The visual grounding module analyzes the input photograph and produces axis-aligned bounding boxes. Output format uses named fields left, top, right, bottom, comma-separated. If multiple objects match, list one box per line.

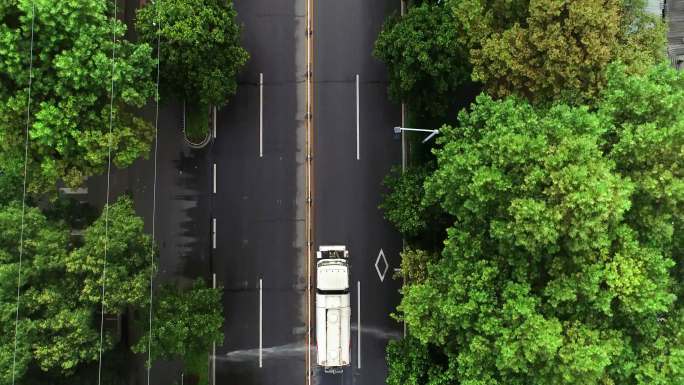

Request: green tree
left=30, top=304, right=105, bottom=374
left=373, top=3, right=471, bottom=117
left=21, top=346, right=131, bottom=385
left=598, top=62, right=684, bottom=300
left=0, top=307, right=32, bottom=385
left=0, top=196, right=160, bottom=379
left=67, top=195, right=156, bottom=313
left=380, top=163, right=451, bottom=248
left=136, top=0, right=249, bottom=107
left=394, top=248, right=436, bottom=284
left=0, top=171, right=23, bottom=207
left=386, top=336, right=456, bottom=385
left=392, top=64, right=684, bottom=384
left=375, top=0, right=665, bottom=114
left=133, top=279, right=223, bottom=363
left=618, top=0, right=670, bottom=75
left=380, top=165, right=434, bottom=237
left=470, top=0, right=667, bottom=104
left=0, top=203, right=104, bottom=377
left=0, top=0, right=157, bottom=193
left=447, top=0, right=530, bottom=48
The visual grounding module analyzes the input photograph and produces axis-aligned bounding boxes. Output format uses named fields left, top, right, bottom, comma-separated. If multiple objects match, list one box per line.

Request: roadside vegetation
left=0, top=196, right=154, bottom=381
left=185, top=102, right=211, bottom=144
left=136, top=0, right=249, bottom=144
left=375, top=0, right=683, bottom=384
left=0, top=0, right=156, bottom=194
left=0, top=0, right=240, bottom=383
left=133, top=280, right=223, bottom=384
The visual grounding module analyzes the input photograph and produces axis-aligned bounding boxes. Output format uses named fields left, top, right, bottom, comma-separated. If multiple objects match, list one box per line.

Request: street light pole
left=400, top=0, right=407, bottom=340
left=393, top=127, right=440, bottom=143
left=394, top=124, right=439, bottom=338
left=212, top=274, right=216, bottom=385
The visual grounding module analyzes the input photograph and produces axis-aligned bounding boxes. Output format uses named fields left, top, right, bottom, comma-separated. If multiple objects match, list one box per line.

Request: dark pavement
left=88, top=2, right=212, bottom=384
left=87, top=99, right=212, bottom=385
left=313, top=0, right=404, bottom=384
left=211, top=0, right=308, bottom=384
left=96, top=1, right=404, bottom=384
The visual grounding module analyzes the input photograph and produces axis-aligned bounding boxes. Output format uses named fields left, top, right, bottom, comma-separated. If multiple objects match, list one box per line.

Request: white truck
left=316, top=245, right=351, bottom=372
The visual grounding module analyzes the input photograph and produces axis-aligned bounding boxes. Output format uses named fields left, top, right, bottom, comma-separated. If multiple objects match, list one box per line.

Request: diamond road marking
left=375, top=249, right=389, bottom=282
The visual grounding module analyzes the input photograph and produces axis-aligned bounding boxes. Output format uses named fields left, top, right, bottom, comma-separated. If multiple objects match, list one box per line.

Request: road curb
left=183, top=100, right=213, bottom=149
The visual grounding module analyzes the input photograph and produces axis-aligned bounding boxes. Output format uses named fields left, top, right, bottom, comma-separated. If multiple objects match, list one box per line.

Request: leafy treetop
left=136, top=0, right=249, bottom=107
left=0, top=0, right=157, bottom=193
left=468, top=0, right=667, bottom=104
left=390, top=63, right=684, bottom=385
left=373, top=3, right=471, bottom=117
left=133, top=279, right=223, bottom=364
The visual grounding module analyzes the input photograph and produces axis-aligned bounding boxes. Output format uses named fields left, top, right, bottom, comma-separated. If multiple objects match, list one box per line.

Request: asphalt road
left=313, top=0, right=404, bottom=384
left=212, top=0, right=402, bottom=384
left=88, top=0, right=401, bottom=384
left=212, top=0, right=308, bottom=384
left=87, top=96, right=211, bottom=384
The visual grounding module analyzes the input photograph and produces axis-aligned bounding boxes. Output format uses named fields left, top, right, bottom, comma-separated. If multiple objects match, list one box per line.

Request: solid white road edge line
left=212, top=218, right=216, bottom=250
left=358, top=280, right=361, bottom=369
left=213, top=106, right=217, bottom=139
left=212, top=274, right=216, bottom=385
left=259, top=277, right=263, bottom=368
left=356, top=74, right=360, bottom=160
left=260, top=73, right=264, bottom=158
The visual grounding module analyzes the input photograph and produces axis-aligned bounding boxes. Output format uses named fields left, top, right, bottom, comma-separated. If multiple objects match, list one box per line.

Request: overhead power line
left=147, top=0, right=163, bottom=383
left=97, top=0, right=119, bottom=383
left=11, top=2, right=36, bottom=384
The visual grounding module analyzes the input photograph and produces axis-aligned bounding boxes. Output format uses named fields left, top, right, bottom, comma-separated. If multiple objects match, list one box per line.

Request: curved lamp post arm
left=393, top=126, right=440, bottom=143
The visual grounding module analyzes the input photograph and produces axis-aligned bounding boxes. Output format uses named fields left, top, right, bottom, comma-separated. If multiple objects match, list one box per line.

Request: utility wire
left=97, top=0, right=118, bottom=383
left=146, top=0, right=162, bottom=383
left=11, top=2, right=36, bottom=384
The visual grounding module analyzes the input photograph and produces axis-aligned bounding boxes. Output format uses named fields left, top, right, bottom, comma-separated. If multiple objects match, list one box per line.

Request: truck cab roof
left=316, top=259, right=349, bottom=291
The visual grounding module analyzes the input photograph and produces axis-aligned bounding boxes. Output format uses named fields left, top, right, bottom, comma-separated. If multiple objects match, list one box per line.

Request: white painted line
left=306, top=0, right=312, bottom=382
left=59, top=187, right=88, bottom=194
left=356, top=74, right=360, bottom=160
left=357, top=280, right=361, bottom=369
left=212, top=274, right=216, bottom=385
left=259, top=73, right=263, bottom=158
left=375, top=249, right=389, bottom=282
left=259, top=278, right=263, bottom=368
left=213, top=106, right=217, bottom=139
left=212, top=218, right=216, bottom=250
left=212, top=163, right=216, bottom=194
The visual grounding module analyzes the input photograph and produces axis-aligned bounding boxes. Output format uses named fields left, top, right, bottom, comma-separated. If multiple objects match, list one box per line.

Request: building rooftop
left=667, top=0, right=684, bottom=69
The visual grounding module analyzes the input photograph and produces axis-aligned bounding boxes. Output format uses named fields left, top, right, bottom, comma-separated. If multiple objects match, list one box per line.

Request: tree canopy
left=66, top=195, right=156, bottom=313
left=469, top=0, right=667, bottom=104
left=388, top=63, right=684, bottom=384
left=373, top=3, right=471, bottom=117
left=0, top=1, right=226, bottom=382
left=374, top=0, right=667, bottom=113
left=0, top=203, right=104, bottom=376
left=0, top=0, right=157, bottom=193
left=0, top=195, right=158, bottom=380
left=133, top=279, right=223, bottom=364
left=136, top=0, right=249, bottom=107
left=380, top=165, right=435, bottom=238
